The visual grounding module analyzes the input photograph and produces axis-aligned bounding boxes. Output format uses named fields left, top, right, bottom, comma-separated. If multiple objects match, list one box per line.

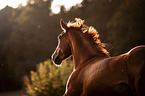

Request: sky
left=0, top=0, right=83, bottom=14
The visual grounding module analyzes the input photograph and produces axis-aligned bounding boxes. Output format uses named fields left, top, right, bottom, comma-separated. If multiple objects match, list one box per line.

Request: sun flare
left=0, top=0, right=83, bottom=14
left=0, top=0, right=27, bottom=10
left=50, top=0, right=83, bottom=14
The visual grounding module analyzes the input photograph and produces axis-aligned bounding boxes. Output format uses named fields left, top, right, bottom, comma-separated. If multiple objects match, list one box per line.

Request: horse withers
left=51, top=18, right=145, bottom=96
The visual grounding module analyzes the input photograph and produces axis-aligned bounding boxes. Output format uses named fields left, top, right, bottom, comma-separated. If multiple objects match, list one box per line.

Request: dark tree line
left=0, top=0, right=144, bottom=92
left=107, top=0, right=145, bottom=55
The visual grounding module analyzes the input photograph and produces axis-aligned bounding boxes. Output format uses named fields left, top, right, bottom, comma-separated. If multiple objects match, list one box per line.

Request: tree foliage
left=24, top=59, right=73, bottom=96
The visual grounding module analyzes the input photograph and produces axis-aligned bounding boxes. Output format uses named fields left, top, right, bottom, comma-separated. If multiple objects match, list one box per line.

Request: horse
left=51, top=18, right=145, bottom=96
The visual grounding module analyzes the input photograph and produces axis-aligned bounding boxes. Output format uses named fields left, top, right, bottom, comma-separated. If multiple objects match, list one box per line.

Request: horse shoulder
left=83, top=56, right=128, bottom=83
left=83, top=58, right=110, bottom=82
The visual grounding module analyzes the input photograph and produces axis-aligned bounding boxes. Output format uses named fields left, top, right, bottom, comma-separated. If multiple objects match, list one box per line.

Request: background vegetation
left=0, top=0, right=145, bottom=94
left=24, top=59, right=73, bottom=96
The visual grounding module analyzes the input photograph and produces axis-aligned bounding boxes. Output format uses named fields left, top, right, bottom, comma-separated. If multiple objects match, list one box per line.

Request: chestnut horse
left=51, top=18, right=145, bottom=96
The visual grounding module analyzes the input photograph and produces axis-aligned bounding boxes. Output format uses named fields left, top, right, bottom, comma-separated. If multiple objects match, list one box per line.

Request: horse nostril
left=52, top=53, right=58, bottom=61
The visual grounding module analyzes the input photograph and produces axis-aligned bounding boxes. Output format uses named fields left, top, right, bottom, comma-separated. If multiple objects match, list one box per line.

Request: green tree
left=24, top=59, right=73, bottom=96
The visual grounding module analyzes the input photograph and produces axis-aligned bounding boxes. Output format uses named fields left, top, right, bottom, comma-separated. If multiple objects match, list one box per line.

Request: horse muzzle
left=51, top=53, right=62, bottom=65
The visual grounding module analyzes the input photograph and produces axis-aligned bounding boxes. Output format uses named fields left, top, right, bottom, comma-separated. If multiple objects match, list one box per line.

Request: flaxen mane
left=67, top=18, right=109, bottom=55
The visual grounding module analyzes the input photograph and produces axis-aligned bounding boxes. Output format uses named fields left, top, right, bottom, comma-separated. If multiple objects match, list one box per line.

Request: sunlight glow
left=0, top=0, right=27, bottom=10
left=51, top=0, right=83, bottom=14
left=0, top=0, right=83, bottom=14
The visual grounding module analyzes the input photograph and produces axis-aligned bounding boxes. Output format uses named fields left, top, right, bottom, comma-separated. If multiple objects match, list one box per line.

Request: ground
left=0, top=90, right=26, bottom=96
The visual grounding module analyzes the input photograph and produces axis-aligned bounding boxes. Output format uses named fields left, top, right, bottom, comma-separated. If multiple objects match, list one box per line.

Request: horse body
left=65, top=55, right=133, bottom=96
left=52, top=18, right=145, bottom=96
left=65, top=46, right=145, bottom=96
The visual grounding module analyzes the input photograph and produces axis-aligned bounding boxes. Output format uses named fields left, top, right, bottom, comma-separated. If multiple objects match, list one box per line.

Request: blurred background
left=0, top=0, right=145, bottom=95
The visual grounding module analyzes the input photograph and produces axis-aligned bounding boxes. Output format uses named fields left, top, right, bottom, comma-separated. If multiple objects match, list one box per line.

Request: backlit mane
left=67, top=18, right=109, bottom=55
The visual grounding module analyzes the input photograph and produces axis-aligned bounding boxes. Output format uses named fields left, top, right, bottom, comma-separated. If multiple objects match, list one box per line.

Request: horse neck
left=68, top=30, right=108, bottom=69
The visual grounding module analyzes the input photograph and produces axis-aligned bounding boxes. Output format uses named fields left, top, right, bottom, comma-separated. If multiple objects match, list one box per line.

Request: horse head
left=52, top=18, right=107, bottom=66
left=51, top=20, right=72, bottom=65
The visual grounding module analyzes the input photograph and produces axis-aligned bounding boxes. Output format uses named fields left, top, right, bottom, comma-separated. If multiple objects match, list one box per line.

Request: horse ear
left=60, top=19, right=68, bottom=31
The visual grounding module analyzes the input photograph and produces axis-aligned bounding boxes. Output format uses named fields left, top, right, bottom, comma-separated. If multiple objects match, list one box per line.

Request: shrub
left=24, top=59, right=73, bottom=96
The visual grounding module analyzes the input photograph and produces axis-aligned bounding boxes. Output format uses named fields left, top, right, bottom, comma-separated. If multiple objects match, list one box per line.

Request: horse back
left=127, top=45, right=145, bottom=70
left=82, top=55, right=132, bottom=96
left=126, top=45, right=145, bottom=95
